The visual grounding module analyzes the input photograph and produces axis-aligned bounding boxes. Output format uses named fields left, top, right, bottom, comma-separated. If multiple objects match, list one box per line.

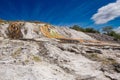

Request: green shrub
left=108, top=31, right=120, bottom=40
left=70, top=25, right=99, bottom=33
left=70, top=25, right=85, bottom=32
left=84, top=28, right=99, bottom=33
left=102, top=26, right=113, bottom=34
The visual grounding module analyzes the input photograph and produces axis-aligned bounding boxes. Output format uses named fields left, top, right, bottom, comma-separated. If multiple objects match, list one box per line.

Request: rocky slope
left=87, top=33, right=120, bottom=43
left=0, top=21, right=120, bottom=80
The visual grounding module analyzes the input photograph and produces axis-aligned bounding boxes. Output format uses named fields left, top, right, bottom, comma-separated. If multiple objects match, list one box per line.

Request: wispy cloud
left=91, top=0, right=120, bottom=24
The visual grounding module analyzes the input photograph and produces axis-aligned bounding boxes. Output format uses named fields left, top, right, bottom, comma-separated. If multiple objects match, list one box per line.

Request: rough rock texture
left=0, top=21, right=120, bottom=80
left=87, top=33, right=120, bottom=43
left=0, top=22, right=96, bottom=40
left=55, top=27, right=95, bottom=40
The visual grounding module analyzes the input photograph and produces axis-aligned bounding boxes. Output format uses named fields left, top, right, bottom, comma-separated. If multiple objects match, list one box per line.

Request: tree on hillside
left=85, top=28, right=99, bottom=33
left=70, top=25, right=99, bottom=33
left=102, top=26, right=113, bottom=34
left=102, top=26, right=120, bottom=40
left=108, top=31, right=120, bottom=40
left=70, top=25, right=85, bottom=32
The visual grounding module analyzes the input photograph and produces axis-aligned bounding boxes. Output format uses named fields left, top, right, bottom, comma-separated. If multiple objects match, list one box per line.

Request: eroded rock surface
left=0, top=21, right=120, bottom=80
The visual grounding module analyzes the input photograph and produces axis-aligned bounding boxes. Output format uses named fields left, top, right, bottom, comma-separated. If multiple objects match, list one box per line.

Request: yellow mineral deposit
left=7, top=22, right=101, bottom=44
left=40, top=24, right=101, bottom=43
left=40, top=24, right=64, bottom=38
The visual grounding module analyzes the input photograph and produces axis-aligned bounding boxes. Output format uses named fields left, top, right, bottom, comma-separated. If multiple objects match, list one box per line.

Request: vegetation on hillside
left=70, top=25, right=120, bottom=40
left=102, top=26, right=120, bottom=40
left=70, top=25, right=99, bottom=33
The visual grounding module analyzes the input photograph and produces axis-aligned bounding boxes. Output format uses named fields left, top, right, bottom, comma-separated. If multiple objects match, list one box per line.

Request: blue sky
left=0, top=0, right=119, bottom=29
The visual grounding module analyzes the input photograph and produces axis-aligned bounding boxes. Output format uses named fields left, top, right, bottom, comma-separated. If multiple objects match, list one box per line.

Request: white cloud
left=91, top=0, right=120, bottom=24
